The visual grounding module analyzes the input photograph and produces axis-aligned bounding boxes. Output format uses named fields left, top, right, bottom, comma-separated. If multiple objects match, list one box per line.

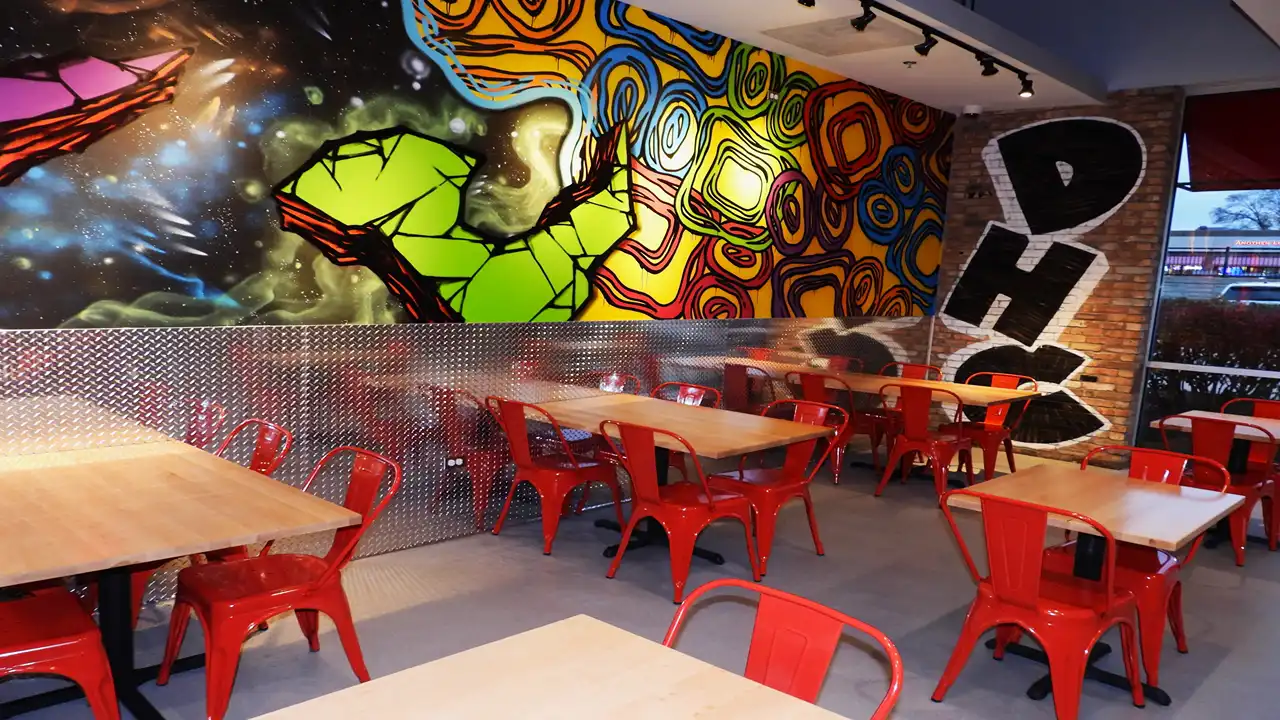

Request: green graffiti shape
left=273, top=125, right=635, bottom=323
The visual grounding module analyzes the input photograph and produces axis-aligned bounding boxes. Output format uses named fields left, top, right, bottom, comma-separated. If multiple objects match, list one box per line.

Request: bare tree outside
left=1210, top=190, right=1280, bottom=230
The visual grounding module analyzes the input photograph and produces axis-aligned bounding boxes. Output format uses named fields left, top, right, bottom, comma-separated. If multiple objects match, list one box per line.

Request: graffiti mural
left=0, top=0, right=952, bottom=328
left=937, top=117, right=1147, bottom=448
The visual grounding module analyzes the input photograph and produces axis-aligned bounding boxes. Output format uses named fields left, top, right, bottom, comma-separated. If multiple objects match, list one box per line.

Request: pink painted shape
left=120, top=50, right=181, bottom=73
left=0, top=77, right=75, bottom=123
left=58, top=57, right=136, bottom=101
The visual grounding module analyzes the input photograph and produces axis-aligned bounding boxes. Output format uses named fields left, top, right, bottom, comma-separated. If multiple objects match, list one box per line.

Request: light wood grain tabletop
left=946, top=465, right=1244, bottom=551
left=1151, top=410, right=1280, bottom=442
left=665, top=356, right=1038, bottom=408
left=251, top=614, right=849, bottom=720
left=538, top=393, right=831, bottom=459
left=0, top=397, right=360, bottom=588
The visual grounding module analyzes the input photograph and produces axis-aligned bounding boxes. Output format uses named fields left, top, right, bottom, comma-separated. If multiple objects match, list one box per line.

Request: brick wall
left=931, top=88, right=1184, bottom=461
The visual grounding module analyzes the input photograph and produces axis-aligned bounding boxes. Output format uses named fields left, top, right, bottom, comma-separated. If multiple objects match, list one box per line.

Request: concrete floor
left=6, top=457, right=1279, bottom=720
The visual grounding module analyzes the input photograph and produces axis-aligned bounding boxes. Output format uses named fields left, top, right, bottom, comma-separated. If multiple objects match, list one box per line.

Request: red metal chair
left=933, top=489, right=1145, bottom=720
left=0, top=588, right=120, bottom=720
left=879, top=361, right=942, bottom=380
left=203, top=419, right=295, bottom=563
left=601, top=420, right=760, bottom=603
left=940, top=372, right=1038, bottom=481
left=1036, top=446, right=1229, bottom=689
left=429, top=387, right=510, bottom=531
left=787, top=370, right=888, bottom=480
left=875, top=384, right=974, bottom=497
left=157, top=447, right=403, bottom=720
left=1159, top=413, right=1278, bottom=565
left=585, top=370, right=642, bottom=395
left=488, top=397, right=625, bottom=554
left=723, top=362, right=778, bottom=415
left=664, top=578, right=903, bottom=716
left=651, top=381, right=721, bottom=408
left=709, top=400, right=846, bottom=574
left=1221, top=397, right=1280, bottom=475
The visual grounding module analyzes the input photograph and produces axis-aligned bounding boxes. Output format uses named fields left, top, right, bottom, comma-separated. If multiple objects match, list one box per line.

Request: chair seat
left=658, top=482, right=750, bottom=508
left=0, top=589, right=101, bottom=651
left=1045, top=541, right=1178, bottom=578
left=177, top=554, right=328, bottom=604
left=978, top=572, right=1135, bottom=617
left=531, top=453, right=610, bottom=474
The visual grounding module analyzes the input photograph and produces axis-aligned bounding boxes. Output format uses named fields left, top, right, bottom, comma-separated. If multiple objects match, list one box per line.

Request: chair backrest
left=879, top=361, right=941, bottom=380
left=1159, top=413, right=1279, bottom=477
left=1222, top=398, right=1280, bottom=465
left=941, top=489, right=1119, bottom=611
left=664, top=578, right=904, bottom=715
left=1081, top=445, right=1229, bottom=490
left=879, top=384, right=962, bottom=441
left=600, top=420, right=709, bottom=506
left=429, top=386, right=499, bottom=458
left=785, top=370, right=855, bottom=410
left=723, top=362, right=772, bottom=412
left=760, top=400, right=847, bottom=484
left=591, top=371, right=641, bottom=395
left=965, top=372, right=1038, bottom=427
left=215, top=419, right=293, bottom=475
left=487, top=396, right=580, bottom=470
left=652, top=382, right=721, bottom=408
left=299, top=446, right=402, bottom=585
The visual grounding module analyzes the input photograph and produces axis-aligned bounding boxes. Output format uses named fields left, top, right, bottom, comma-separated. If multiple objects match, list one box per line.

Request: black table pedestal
left=597, top=446, right=726, bottom=565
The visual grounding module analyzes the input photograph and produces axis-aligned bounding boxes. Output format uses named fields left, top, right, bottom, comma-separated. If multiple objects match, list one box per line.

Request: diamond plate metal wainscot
left=0, top=317, right=929, bottom=606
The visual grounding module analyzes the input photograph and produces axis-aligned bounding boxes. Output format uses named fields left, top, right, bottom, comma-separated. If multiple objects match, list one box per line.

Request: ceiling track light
left=914, top=30, right=938, bottom=56
left=850, top=1, right=876, bottom=31
left=1018, top=73, right=1035, bottom=98
left=853, top=0, right=1037, bottom=99
left=977, top=53, right=999, bottom=77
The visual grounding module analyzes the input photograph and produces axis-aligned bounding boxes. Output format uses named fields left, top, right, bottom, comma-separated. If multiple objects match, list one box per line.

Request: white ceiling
left=624, top=0, right=1105, bottom=114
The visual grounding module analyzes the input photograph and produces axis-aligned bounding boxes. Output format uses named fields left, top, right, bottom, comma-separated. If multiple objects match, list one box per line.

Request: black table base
left=983, top=637, right=1169, bottom=706
left=597, top=446, right=726, bottom=566
left=1, top=567, right=206, bottom=719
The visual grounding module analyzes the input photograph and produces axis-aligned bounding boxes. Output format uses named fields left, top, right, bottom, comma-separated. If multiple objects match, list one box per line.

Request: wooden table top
left=1151, top=410, right=1280, bottom=442
left=540, top=393, right=831, bottom=459
left=946, top=465, right=1244, bottom=551
left=0, top=398, right=360, bottom=587
left=251, top=615, right=848, bottom=720
left=665, top=356, right=1039, bottom=408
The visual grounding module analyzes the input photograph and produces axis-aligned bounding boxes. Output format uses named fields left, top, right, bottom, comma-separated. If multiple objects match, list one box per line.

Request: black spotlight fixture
left=850, top=3, right=876, bottom=31
left=1018, top=73, right=1035, bottom=98
left=914, top=31, right=938, bottom=56
left=977, top=53, right=999, bottom=77
left=797, top=0, right=815, bottom=6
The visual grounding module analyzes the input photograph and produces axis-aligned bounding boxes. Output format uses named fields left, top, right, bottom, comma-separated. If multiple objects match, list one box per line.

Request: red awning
left=1184, top=89, right=1280, bottom=191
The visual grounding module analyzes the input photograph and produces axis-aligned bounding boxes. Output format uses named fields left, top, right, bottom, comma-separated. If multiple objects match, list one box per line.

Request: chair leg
left=740, top=516, right=762, bottom=582
left=666, top=525, right=696, bottom=604
left=930, top=450, right=949, bottom=496
left=157, top=601, right=193, bottom=686
left=296, top=609, right=321, bottom=652
left=754, top=505, right=780, bottom=577
left=470, top=460, right=502, bottom=531
left=1228, top=503, right=1250, bottom=566
left=979, top=439, right=998, bottom=482
left=204, top=622, right=244, bottom=720
left=931, top=609, right=986, bottom=702
left=1168, top=582, right=1188, bottom=654
left=1003, top=436, right=1017, bottom=474
left=868, top=426, right=883, bottom=471
left=66, top=649, right=120, bottom=720
left=605, top=478, right=626, bottom=528
left=992, top=625, right=1023, bottom=660
left=1264, top=495, right=1278, bottom=551
left=538, top=487, right=569, bottom=555
left=606, top=514, right=644, bottom=578
left=491, top=478, right=522, bottom=536
left=325, top=591, right=371, bottom=683
left=1135, top=592, right=1169, bottom=687
left=876, top=442, right=905, bottom=497
left=802, top=490, right=824, bottom=558
left=1042, top=634, right=1092, bottom=720
left=1119, top=621, right=1146, bottom=707
left=830, top=443, right=844, bottom=485
left=130, top=570, right=152, bottom=629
